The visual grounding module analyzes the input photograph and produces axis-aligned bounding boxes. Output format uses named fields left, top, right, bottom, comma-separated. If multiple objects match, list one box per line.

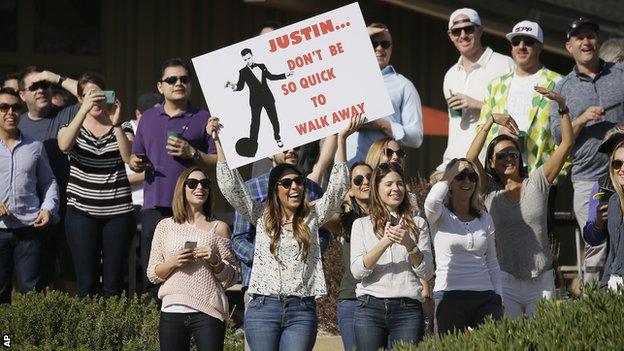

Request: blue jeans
left=0, top=227, right=43, bottom=303
left=244, top=295, right=318, bottom=351
left=65, top=207, right=134, bottom=298
left=354, top=295, right=425, bottom=351
left=159, top=312, right=225, bottom=351
left=337, top=299, right=357, bottom=351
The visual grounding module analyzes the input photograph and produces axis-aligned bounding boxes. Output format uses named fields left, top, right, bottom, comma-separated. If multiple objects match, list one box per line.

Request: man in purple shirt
left=129, top=58, right=217, bottom=299
left=0, top=88, right=59, bottom=303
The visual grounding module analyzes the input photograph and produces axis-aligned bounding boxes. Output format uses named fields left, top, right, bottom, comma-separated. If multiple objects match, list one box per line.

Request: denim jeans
left=245, top=295, right=318, bottom=351
left=354, top=295, right=425, bottom=351
left=141, top=207, right=172, bottom=301
left=65, top=207, right=134, bottom=298
left=0, top=227, right=43, bottom=303
left=159, top=312, right=225, bottom=351
left=337, top=299, right=357, bottom=351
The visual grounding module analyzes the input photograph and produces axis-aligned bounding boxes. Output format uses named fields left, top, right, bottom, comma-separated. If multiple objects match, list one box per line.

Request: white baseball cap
left=506, top=20, right=544, bottom=43
left=448, top=8, right=481, bottom=30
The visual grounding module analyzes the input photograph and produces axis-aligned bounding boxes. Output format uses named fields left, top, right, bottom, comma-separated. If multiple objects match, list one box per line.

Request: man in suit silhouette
left=226, top=48, right=292, bottom=149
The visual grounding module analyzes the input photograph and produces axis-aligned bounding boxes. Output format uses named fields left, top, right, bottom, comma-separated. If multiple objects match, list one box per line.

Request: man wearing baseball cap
left=439, top=8, right=514, bottom=170
left=549, top=17, right=624, bottom=283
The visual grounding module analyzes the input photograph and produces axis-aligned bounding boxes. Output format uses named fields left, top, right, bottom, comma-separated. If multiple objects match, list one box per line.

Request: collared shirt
left=0, top=132, right=59, bottom=229
left=440, top=47, right=514, bottom=169
left=346, top=65, right=423, bottom=165
left=550, top=61, right=624, bottom=182
left=132, top=104, right=216, bottom=210
left=231, top=172, right=330, bottom=289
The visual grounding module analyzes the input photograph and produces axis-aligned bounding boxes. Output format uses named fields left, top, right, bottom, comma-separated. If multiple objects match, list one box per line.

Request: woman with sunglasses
left=424, top=158, right=502, bottom=334
left=350, top=162, right=433, bottom=350
left=465, top=88, right=573, bottom=318
left=365, top=137, right=406, bottom=167
left=602, top=139, right=624, bottom=290
left=57, top=73, right=135, bottom=298
left=214, top=115, right=361, bottom=351
left=335, top=162, right=372, bottom=351
left=147, top=167, right=238, bottom=351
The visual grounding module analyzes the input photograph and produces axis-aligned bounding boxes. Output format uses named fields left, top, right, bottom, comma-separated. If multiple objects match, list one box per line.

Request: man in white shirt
left=439, top=8, right=514, bottom=169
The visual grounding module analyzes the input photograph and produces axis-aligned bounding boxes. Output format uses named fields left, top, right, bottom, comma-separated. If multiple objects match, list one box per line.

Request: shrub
left=393, top=286, right=624, bottom=351
left=0, top=291, right=243, bottom=351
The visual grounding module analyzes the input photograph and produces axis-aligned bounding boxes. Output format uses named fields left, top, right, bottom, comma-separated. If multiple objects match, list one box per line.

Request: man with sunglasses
left=549, top=18, right=624, bottom=283
left=477, top=21, right=567, bottom=180
left=130, top=58, right=217, bottom=300
left=17, top=66, right=79, bottom=292
left=439, top=8, right=513, bottom=170
left=0, top=87, right=59, bottom=303
left=345, top=22, right=423, bottom=165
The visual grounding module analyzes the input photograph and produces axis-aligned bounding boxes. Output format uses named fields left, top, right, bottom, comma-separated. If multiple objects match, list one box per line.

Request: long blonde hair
left=365, top=137, right=394, bottom=169
left=263, top=164, right=312, bottom=262
left=445, top=158, right=484, bottom=218
left=369, top=163, right=420, bottom=241
left=609, top=141, right=624, bottom=213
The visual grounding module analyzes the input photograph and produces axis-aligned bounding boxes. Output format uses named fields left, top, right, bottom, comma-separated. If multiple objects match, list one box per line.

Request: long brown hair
left=609, top=141, right=624, bottom=213
left=172, top=167, right=213, bottom=223
left=369, top=163, right=420, bottom=241
left=264, top=164, right=312, bottom=261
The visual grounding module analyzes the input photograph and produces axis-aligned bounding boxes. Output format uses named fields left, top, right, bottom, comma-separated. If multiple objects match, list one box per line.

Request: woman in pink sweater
left=147, top=166, right=239, bottom=351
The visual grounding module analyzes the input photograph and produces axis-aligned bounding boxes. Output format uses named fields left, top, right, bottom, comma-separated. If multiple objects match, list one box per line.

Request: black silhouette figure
left=226, top=48, right=292, bottom=157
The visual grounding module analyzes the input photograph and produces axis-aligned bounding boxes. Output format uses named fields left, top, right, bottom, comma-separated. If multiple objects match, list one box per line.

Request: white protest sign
left=192, top=2, right=394, bottom=169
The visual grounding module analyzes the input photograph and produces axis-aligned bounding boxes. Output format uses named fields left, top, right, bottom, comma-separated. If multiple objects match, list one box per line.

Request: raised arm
left=32, top=70, right=79, bottom=98
left=424, top=161, right=462, bottom=225
left=307, top=135, right=337, bottom=185
left=57, top=90, right=105, bottom=152
left=108, top=101, right=132, bottom=164
left=535, top=87, right=574, bottom=184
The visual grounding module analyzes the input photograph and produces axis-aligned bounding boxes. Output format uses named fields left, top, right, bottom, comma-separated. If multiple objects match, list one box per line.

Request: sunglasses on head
left=371, top=40, right=392, bottom=49
left=0, top=103, right=22, bottom=114
left=378, top=162, right=403, bottom=172
left=450, top=25, right=476, bottom=37
left=384, top=148, right=406, bottom=159
left=352, top=173, right=372, bottom=186
left=185, top=178, right=211, bottom=190
left=612, top=159, right=624, bottom=171
left=282, top=146, right=300, bottom=154
left=161, top=75, right=190, bottom=85
left=277, top=176, right=306, bottom=188
left=455, top=171, right=478, bottom=182
left=511, top=37, right=537, bottom=47
left=27, top=81, right=50, bottom=92
left=495, top=150, right=520, bottom=161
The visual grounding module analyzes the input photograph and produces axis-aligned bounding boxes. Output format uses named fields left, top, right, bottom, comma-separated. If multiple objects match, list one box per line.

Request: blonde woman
left=603, top=140, right=624, bottom=290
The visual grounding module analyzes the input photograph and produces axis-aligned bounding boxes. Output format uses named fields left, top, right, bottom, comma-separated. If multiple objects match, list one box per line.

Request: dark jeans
left=435, top=291, right=503, bottom=335
left=354, top=295, right=425, bottom=351
left=65, top=207, right=134, bottom=298
left=0, top=226, right=43, bottom=303
left=159, top=312, right=225, bottom=351
left=337, top=299, right=357, bottom=351
left=245, top=295, right=318, bottom=351
left=140, top=207, right=172, bottom=301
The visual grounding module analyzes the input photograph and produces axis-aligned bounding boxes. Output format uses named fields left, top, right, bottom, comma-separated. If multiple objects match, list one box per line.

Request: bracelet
left=558, top=106, right=569, bottom=115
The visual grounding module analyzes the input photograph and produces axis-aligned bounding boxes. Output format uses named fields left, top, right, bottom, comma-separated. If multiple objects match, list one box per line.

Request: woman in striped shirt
left=57, top=73, right=135, bottom=297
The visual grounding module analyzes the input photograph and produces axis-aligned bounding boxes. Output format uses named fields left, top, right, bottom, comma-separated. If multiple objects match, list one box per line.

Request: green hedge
left=0, top=291, right=243, bottom=351
left=394, top=286, right=624, bottom=351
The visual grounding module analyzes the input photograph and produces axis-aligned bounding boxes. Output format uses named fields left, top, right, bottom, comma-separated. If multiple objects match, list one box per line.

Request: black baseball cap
left=566, top=17, right=599, bottom=40
left=137, top=92, right=163, bottom=113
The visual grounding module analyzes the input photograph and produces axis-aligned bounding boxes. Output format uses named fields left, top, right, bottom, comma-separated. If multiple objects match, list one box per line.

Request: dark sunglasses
left=511, top=37, right=537, bottom=47
left=495, top=150, right=520, bottom=161
left=277, top=176, right=306, bottom=188
left=371, top=40, right=392, bottom=49
left=450, top=25, right=476, bottom=37
left=185, top=178, right=211, bottom=190
left=0, top=103, right=22, bottom=114
left=612, top=159, right=624, bottom=171
left=352, top=173, right=372, bottom=186
left=384, top=148, right=406, bottom=159
left=455, top=171, right=478, bottom=182
left=161, top=75, right=190, bottom=85
left=282, top=147, right=300, bottom=154
left=27, top=80, right=50, bottom=92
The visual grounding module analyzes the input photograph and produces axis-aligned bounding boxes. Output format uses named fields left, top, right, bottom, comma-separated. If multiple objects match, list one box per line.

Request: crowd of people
left=1, top=7, right=624, bottom=351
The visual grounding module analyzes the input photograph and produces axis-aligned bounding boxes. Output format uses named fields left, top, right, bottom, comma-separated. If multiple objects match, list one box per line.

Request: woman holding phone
left=147, top=166, right=238, bottom=351
left=601, top=138, right=624, bottom=290
left=57, top=73, right=135, bottom=298
left=350, top=162, right=433, bottom=350
left=214, top=115, right=360, bottom=351
left=465, top=87, right=573, bottom=318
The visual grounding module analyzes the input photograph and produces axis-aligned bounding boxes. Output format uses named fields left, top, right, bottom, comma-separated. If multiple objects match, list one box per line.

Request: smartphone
left=103, top=90, right=115, bottom=105
left=597, top=188, right=615, bottom=203
left=184, top=241, right=197, bottom=249
left=389, top=214, right=399, bottom=226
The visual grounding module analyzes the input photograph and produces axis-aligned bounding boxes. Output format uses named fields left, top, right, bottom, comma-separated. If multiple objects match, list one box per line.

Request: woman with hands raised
left=350, top=162, right=433, bottom=350
left=147, top=166, right=238, bottom=351
left=465, top=87, right=574, bottom=318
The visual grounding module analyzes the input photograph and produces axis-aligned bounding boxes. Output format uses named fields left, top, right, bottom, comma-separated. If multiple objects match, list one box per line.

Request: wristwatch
left=192, top=148, right=201, bottom=161
left=558, top=106, right=569, bottom=115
